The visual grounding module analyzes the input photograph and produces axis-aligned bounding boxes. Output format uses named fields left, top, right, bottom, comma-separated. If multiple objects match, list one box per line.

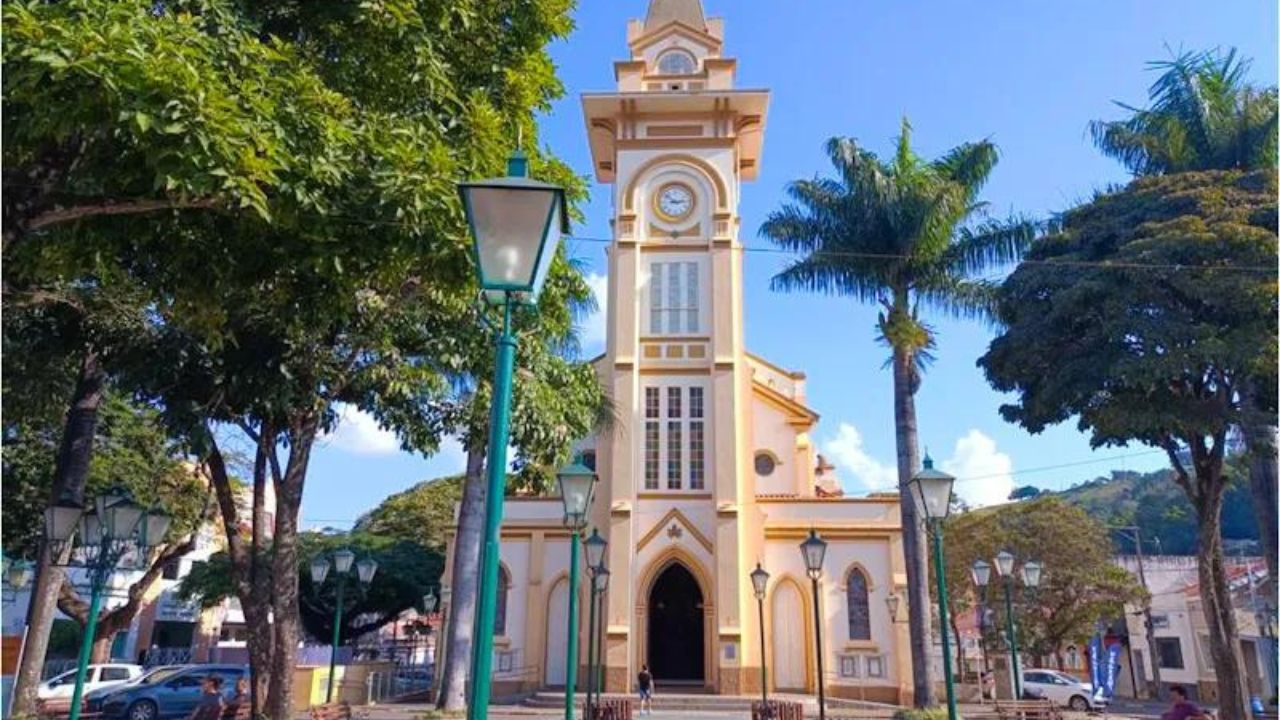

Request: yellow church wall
left=751, top=393, right=805, bottom=496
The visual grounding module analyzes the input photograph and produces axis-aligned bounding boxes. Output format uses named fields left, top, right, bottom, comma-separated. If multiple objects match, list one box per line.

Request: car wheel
left=1068, top=695, right=1091, bottom=711
left=127, top=699, right=158, bottom=720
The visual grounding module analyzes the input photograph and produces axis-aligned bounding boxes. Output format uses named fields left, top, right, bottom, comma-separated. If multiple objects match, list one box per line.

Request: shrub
left=892, top=709, right=951, bottom=720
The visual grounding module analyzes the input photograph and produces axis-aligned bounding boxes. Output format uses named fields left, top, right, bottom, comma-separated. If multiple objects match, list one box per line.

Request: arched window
left=657, top=49, right=696, bottom=76
left=495, top=565, right=511, bottom=636
left=846, top=568, right=871, bottom=640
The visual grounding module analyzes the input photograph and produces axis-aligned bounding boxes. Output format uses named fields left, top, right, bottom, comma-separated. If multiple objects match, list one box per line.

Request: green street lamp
left=583, top=529, right=608, bottom=718
left=311, top=549, right=378, bottom=703
left=910, top=456, right=959, bottom=720
left=592, top=565, right=610, bottom=711
left=45, top=487, right=169, bottom=720
left=799, top=531, right=828, bottom=720
left=991, top=550, right=1041, bottom=700
left=459, top=151, right=568, bottom=720
left=556, top=459, right=598, bottom=720
left=749, top=563, right=771, bottom=716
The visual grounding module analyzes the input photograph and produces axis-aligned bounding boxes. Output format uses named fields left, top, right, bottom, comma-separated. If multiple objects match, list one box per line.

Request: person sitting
left=1160, top=685, right=1206, bottom=720
left=188, top=676, right=225, bottom=720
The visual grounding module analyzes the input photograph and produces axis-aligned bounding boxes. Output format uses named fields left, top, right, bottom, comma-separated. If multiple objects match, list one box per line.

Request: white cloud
left=823, top=423, right=897, bottom=492
left=320, top=404, right=400, bottom=455
left=580, top=271, right=608, bottom=350
left=942, top=429, right=1014, bottom=507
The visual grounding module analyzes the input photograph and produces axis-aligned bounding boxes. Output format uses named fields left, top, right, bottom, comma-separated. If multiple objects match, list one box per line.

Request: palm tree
left=760, top=119, right=1036, bottom=707
left=1089, top=47, right=1277, bottom=175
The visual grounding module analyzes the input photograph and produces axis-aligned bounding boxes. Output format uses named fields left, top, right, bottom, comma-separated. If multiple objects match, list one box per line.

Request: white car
left=1022, top=668, right=1107, bottom=711
left=38, top=664, right=144, bottom=700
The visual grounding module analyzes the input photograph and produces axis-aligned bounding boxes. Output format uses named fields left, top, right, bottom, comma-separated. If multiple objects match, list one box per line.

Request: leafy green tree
left=1090, top=47, right=1279, bottom=588
left=979, top=169, right=1277, bottom=719
left=760, top=120, right=1037, bottom=706
left=939, top=497, right=1144, bottom=675
left=3, top=0, right=585, bottom=715
left=2, top=391, right=211, bottom=662
left=352, top=475, right=464, bottom=550
left=179, top=531, right=437, bottom=646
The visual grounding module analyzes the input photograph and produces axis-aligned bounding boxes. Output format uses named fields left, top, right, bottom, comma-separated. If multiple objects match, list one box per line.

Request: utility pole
left=1113, top=526, right=1162, bottom=700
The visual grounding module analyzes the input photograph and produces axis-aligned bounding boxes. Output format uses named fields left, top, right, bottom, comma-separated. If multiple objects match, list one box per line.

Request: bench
left=309, top=702, right=352, bottom=720
left=590, top=698, right=635, bottom=720
left=990, top=699, right=1062, bottom=720
left=751, top=700, right=804, bottom=720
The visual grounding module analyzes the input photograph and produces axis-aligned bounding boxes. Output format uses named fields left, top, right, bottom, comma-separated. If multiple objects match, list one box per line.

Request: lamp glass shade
left=356, top=557, right=379, bottom=585
left=749, top=563, right=770, bottom=599
left=459, top=156, right=568, bottom=298
left=332, top=549, right=356, bottom=575
left=310, top=557, right=330, bottom=585
left=441, top=586, right=452, bottom=606
left=142, top=512, right=172, bottom=549
left=910, top=456, right=956, bottom=522
left=80, top=512, right=103, bottom=548
left=45, top=500, right=84, bottom=544
left=886, top=593, right=901, bottom=623
left=423, top=591, right=438, bottom=614
left=595, top=566, right=610, bottom=593
left=971, top=560, right=992, bottom=588
left=8, top=560, right=33, bottom=590
left=556, top=460, right=597, bottom=530
left=800, top=529, right=828, bottom=577
left=584, top=528, right=607, bottom=569
left=995, top=551, right=1015, bottom=578
left=1021, top=560, right=1043, bottom=588
left=103, top=496, right=146, bottom=542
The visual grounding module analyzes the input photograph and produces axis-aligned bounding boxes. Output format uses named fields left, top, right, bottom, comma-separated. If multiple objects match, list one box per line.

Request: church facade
left=442, top=0, right=911, bottom=704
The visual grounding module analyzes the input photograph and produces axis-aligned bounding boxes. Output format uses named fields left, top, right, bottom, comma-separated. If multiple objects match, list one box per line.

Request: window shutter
left=650, top=263, right=664, bottom=333
left=686, top=262, right=699, bottom=332
left=667, top=263, right=682, bottom=334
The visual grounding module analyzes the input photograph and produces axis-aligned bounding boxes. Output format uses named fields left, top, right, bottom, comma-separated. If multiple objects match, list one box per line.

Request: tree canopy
left=940, top=497, right=1145, bottom=665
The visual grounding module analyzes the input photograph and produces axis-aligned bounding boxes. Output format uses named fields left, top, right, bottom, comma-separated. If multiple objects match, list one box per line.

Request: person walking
left=223, top=677, right=249, bottom=719
left=637, top=664, right=654, bottom=716
left=188, top=676, right=225, bottom=720
left=1160, top=685, right=1208, bottom=720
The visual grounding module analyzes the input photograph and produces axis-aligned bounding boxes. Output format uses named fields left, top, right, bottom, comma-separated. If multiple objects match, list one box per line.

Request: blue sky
left=300, top=1, right=1278, bottom=529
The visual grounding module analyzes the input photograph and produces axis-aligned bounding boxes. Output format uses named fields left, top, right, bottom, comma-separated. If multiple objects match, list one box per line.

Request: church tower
left=582, top=0, right=771, bottom=692
left=454, top=2, right=910, bottom=704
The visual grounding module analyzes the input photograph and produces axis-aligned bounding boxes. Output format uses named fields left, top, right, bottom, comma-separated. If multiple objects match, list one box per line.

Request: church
left=442, top=0, right=912, bottom=704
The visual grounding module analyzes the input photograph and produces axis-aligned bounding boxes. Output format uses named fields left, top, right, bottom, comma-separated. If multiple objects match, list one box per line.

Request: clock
left=653, top=183, right=695, bottom=222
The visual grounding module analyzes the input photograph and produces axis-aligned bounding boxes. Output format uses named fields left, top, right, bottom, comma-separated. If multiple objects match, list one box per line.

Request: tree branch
left=24, top=197, right=222, bottom=233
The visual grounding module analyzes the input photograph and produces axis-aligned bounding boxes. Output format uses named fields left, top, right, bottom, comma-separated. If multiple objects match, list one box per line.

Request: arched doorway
left=772, top=580, right=807, bottom=692
left=545, top=577, right=569, bottom=686
left=646, top=563, right=705, bottom=684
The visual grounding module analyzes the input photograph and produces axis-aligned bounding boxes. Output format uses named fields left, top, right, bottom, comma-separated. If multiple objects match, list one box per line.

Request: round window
left=754, top=452, right=776, bottom=476
left=657, top=50, right=697, bottom=76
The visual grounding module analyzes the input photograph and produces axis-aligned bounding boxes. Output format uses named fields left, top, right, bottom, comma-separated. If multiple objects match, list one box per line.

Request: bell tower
left=583, top=0, right=770, bottom=691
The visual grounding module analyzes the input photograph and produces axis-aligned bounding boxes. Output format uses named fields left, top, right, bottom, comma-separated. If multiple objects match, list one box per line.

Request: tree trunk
left=1193, top=465, right=1250, bottom=720
left=10, top=351, right=105, bottom=715
left=892, top=344, right=935, bottom=707
left=249, top=422, right=275, bottom=717
left=1242, top=422, right=1278, bottom=596
left=90, top=634, right=114, bottom=664
left=265, top=416, right=318, bottom=720
left=437, top=442, right=487, bottom=711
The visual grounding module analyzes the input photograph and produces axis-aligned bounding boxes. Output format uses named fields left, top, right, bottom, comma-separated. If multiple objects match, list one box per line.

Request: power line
left=6, top=183, right=1273, bottom=274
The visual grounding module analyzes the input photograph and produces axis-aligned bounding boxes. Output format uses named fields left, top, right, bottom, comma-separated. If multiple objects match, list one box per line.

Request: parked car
left=85, top=664, right=248, bottom=720
left=1022, top=668, right=1107, bottom=711
left=39, top=664, right=144, bottom=699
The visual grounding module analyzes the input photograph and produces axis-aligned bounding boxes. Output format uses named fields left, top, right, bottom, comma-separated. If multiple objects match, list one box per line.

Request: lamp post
left=992, top=551, right=1041, bottom=700
left=592, top=565, right=610, bottom=712
left=583, top=529, right=607, bottom=719
left=800, top=531, right=828, bottom=720
left=910, top=456, right=959, bottom=720
left=459, top=151, right=569, bottom=720
left=557, top=459, right=598, bottom=720
left=44, top=487, right=170, bottom=720
left=750, top=563, right=770, bottom=716
left=971, top=560, right=993, bottom=699
left=1, top=557, right=33, bottom=600
left=423, top=590, right=440, bottom=692
left=311, top=549, right=379, bottom=702
left=435, top=586, right=452, bottom=699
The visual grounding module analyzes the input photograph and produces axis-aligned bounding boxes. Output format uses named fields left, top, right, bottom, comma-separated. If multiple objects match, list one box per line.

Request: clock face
left=655, top=184, right=695, bottom=221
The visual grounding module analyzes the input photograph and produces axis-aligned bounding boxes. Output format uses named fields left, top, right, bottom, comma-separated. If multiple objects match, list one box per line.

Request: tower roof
left=644, top=0, right=706, bottom=33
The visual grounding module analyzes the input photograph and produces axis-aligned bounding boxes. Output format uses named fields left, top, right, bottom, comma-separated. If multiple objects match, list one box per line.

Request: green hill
left=1013, top=467, right=1260, bottom=556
